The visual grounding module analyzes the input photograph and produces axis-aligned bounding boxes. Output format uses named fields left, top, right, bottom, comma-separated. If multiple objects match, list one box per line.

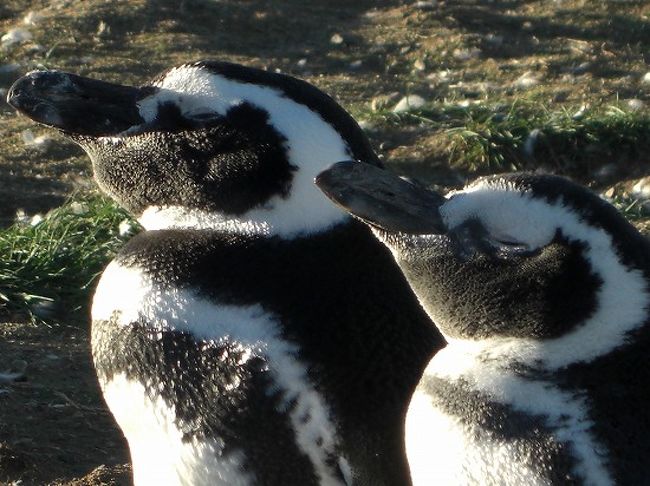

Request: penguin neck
left=137, top=190, right=349, bottom=238
left=439, top=307, right=650, bottom=374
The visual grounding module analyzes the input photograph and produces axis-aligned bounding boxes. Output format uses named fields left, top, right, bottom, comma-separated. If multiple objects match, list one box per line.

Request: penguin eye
left=488, top=239, right=534, bottom=259
left=493, top=238, right=527, bottom=248
left=189, top=112, right=221, bottom=121
left=448, top=220, right=536, bottom=261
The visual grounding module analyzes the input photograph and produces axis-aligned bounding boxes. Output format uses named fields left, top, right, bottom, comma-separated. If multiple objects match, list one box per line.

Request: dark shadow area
left=0, top=0, right=427, bottom=131
left=28, top=0, right=408, bottom=82
left=0, top=323, right=131, bottom=485
left=0, top=3, right=16, bottom=21
left=0, top=170, right=69, bottom=227
left=138, top=0, right=402, bottom=73
left=0, top=139, right=86, bottom=228
left=435, top=0, right=650, bottom=63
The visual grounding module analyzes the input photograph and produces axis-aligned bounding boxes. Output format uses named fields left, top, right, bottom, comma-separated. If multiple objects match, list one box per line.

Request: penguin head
left=7, top=62, right=379, bottom=236
left=317, top=163, right=650, bottom=367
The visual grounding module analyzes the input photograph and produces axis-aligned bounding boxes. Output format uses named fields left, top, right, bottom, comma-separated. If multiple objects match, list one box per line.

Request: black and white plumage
left=7, top=62, right=443, bottom=485
left=316, top=164, right=650, bottom=485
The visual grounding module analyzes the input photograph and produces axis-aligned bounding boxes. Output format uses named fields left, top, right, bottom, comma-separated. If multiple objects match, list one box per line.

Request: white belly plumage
left=406, top=388, right=547, bottom=486
left=405, top=343, right=613, bottom=486
left=92, top=260, right=349, bottom=486
left=103, top=373, right=253, bottom=486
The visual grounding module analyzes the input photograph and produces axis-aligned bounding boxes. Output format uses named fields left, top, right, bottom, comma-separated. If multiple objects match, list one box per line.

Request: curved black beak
left=315, top=161, right=448, bottom=234
left=7, top=70, right=147, bottom=137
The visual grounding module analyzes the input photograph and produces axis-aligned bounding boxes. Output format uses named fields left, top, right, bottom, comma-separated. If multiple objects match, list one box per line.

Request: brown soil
left=0, top=322, right=130, bottom=485
left=1, top=0, right=649, bottom=484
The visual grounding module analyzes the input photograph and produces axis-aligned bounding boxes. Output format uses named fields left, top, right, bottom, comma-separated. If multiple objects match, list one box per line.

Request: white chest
left=103, top=373, right=253, bottom=486
left=405, top=344, right=613, bottom=486
left=405, top=387, right=547, bottom=486
left=91, top=260, right=349, bottom=486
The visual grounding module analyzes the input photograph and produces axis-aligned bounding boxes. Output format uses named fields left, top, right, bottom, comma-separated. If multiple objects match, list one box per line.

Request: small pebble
left=119, top=219, right=136, bottom=237
left=349, top=60, right=363, bottom=70
left=330, top=33, right=344, bottom=45
left=393, top=95, right=426, bottom=113
left=413, top=59, right=426, bottom=71
left=627, top=99, right=644, bottom=111
left=414, top=1, right=438, bottom=10
left=571, top=62, right=591, bottom=75
left=70, top=201, right=88, bottom=215
left=514, top=71, right=540, bottom=89
left=363, top=9, right=381, bottom=19
left=96, top=21, right=111, bottom=39
left=633, top=177, right=650, bottom=198
left=484, top=34, right=504, bottom=47
left=1, top=28, right=32, bottom=48
left=642, top=72, right=650, bottom=84
left=572, top=104, right=588, bottom=119
left=379, top=141, right=396, bottom=151
left=21, top=129, right=53, bottom=151
left=370, top=92, right=401, bottom=111
left=453, top=48, right=481, bottom=61
left=603, top=187, right=616, bottom=199
left=15, top=209, right=29, bottom=224
left=23, top=11, right=44, bottom=25
left=561, top=73, right=577, bottom=84
left=427, top=70, right=451, bottom=82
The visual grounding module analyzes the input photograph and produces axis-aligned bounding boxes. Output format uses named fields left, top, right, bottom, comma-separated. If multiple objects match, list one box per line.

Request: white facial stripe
left=136, top=65, right=352, bottom=237
left=439, top=184, right=649, bottom=369
left=93, top=262, right=347, bottom=485
left=407, top=178, right=639, bottom=485
left=412, top=346, right=614, bottom=486
left=441, top=189, right=557, bottom=249
left=103, top=373, right=255, bottom=486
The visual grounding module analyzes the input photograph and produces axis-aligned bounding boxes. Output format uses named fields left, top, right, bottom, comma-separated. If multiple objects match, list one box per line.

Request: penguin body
left=316, top=167, right=650, bottom=485
left=8, top=63, right=442, bottom=485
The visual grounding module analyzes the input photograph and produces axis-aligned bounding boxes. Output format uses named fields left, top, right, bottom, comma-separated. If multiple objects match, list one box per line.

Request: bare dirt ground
left=1, top=0, right=649, bottom=484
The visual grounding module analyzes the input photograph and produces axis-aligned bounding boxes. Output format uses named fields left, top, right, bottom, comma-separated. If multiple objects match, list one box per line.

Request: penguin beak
left=315, top=161, right=448, bottom=235
left=6, top=70, right=147, bottom=137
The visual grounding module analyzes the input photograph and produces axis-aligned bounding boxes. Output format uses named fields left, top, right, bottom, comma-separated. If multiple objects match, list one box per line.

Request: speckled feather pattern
left=377, top=173, right=650, bottom=485
left=83, top=61, right=442, bottom=486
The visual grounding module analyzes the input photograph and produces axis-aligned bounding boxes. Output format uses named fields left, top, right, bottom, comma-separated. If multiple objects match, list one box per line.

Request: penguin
left=316, top=162, right=650, bottom=485
left=7, top=62, right=443, bottom=485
